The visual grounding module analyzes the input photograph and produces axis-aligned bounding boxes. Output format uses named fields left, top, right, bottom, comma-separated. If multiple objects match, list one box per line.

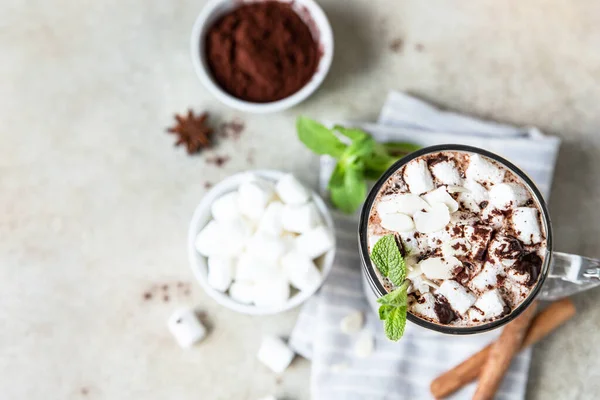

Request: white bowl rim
left=187, top=169, right=336, bottom=315
left=190, top=0, right=334, bottom=114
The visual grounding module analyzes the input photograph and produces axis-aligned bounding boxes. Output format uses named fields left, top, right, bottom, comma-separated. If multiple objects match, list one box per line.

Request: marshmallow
left=426, top=228, right=452, bottom=249
left=275, top=174, right=311, bottom=205
left=423, top=187, right=459, bottom=213
left=507, top=267, right=531, bottom=285
left=235, top=252, right=278, bottom=282
left=437, top=280, right=476, bottom=315
left=511, top=207, right=543, bottom=245
left=466, top=154, right=505, bottom=185
left=376, top=194, right=430, bottom=216
left=238, top=179, right=275, bottom=221
left=398, top=231, right=423, bottom=255
left=257, top=336, right=295, bottom=374
left=340, top=310, right=364, bottom=334
left=464, top=224, right=493, bottom=260
left=281, top=250, right=322, bottom=291
left=380, top=213, right=415, bottom=232
left=470, top=289, right=506, bottom=320
left=257, top=201, right=284, bottom=236
left=488, top=183, right=530, bottom=210
left=353, top=331, right=374, bottom=358
left=431, top=160, right=463, bottom=186
left=246, top=233, right=287, bottom=265
left=458, top=179, right=489, bottom=213
left=229, top=281, right=255, bottom=304
left=403, top=159, right=435, bottom=194
left=411, top=292, right=438, bottom=320
left=295, top=226, right=334, bottom=259
left=488, top=235, right=523, bottom=264
left=442, top=238, right=471, bottom=257
left=281, top=202, right=321, bottom=234
left=420, top=256, right=461, bottom=280
left=195, top=219, right=252, bottom=257
left=252, top=271, right=291, bottom=307
left=450, top=211, right=478, bottom=226
left=481, top=206, right=506, bottom=229
left=167, top=308, right=207, bottom=348
left=470, top=262, right=503, bottom=291
left=207, top=256, right=235, bottom=292
left=211, top=191, right=241, bottom=221
left=414, top=203, right=450, bottom=233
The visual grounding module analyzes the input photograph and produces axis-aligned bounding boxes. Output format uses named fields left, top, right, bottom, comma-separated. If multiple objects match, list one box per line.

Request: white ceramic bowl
left=190, top=0, right=334, bottom=113
left=188, top=170, right=336, bottom=315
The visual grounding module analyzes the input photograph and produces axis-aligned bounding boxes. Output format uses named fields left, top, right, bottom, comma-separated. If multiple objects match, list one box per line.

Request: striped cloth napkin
left=289, top=92, right=561, bottom=400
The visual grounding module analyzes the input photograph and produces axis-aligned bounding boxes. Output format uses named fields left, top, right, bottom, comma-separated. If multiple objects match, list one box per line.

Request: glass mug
left=358, top=144, right=600, bottom=334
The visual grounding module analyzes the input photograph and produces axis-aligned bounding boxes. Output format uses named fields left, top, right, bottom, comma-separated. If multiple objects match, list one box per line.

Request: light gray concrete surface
left=1, top=0, right=599, bottom=399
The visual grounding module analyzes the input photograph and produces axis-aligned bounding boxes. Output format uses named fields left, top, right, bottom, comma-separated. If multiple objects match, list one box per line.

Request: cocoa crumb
left=81, top=387, right=89, bottom=395
left=389, top=38, right=404, bottom=53
left=415, top=43, right=424, bottom=52
left=204, top=182, right=213, bottom=189
left=206, top=155, right=230, bottom=167
left=143, top=292, right=152, bottom=301
left=219, top=118, right=245, bottom=140
left=162, top=284, right=169, bottom=291
left=479, top=201, right=489, bottom=209
left=163, top=295, right=170, bottom=302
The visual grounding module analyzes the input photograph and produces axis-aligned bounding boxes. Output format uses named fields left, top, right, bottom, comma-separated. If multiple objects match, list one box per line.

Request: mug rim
left=358, top=144, right=553, bottom=335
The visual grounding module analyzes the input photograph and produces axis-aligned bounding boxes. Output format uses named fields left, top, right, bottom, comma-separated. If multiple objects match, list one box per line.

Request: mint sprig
left=371, top=234, right=409, bottom=341
left=296, top=117, right=419, bottom=214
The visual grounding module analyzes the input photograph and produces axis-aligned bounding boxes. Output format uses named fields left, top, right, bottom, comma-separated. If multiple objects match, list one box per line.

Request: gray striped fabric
left=289, top=92, right=561, bottom=400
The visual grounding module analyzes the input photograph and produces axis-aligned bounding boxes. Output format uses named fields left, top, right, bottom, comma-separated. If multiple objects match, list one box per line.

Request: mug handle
left=538, top=252, right=600, bottom=301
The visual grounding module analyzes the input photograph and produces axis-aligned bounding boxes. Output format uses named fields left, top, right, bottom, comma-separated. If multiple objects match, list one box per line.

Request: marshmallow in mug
left=195, top=173, right=333, bottom=307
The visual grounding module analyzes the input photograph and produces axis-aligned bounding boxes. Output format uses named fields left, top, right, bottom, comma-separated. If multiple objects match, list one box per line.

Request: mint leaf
left=333, top=125, right=369, bottom=141
left=370, top=235, right=406, bottom=285
left=383, top=305, right=407, bottom=341
left=296, top=117, right=347, bottom=158
left=329, top=165, right=366, bottom=214
left=377, top=282, right=409, bottom=341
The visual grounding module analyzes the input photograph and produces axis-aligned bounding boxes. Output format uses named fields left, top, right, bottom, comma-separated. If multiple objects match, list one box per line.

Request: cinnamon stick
left=431, top=298, right=576, bottom=399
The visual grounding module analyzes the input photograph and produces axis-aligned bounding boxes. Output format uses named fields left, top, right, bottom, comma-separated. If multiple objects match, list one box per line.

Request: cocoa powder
left=205, top=1, right=319, bottom=103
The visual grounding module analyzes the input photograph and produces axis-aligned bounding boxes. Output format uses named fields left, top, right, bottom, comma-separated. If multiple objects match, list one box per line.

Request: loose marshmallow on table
left=488, top=183, right=530, bottom=210
left=238, top=178, right=275, bottom=221
left=354, top=331, right=375, bottom=358
left=437, top=280, right=477, bottom=315
left=340, top=310, right=364, bottom=334
left=431, top=160, right=463, bottom=186
left=413, top=203, right=450, bottom=233
left=466, top=154, right=505, bottom=185
left=167, top=308, right=207, bottom=348
left=423, top=186, right=459, bottom=213
left=281, top=202, right=321, bottom=233
left=411, top=292, right=438, bottom=320
left=257, top=336, right=295, bottom=374
left=295, top=225, right=334, bottom=259
left=419, top=256, right=460, bottom=280
left=229, top=281, right=255, bottom=304
left=376, top=194, right=430, bottom=216
left=207, top=256, right=234, bottom=292
left=470, top=289, right=506, bottom=321
left=403, top=159, right=435, bottom=194
left=252, top=271, right=291, bottom=307
left=511, top=207, right=543, bottom=244
left=281, top=250, right=321, bottom=291
left=195, top=219, right=252, bottom=257
left=257, top=201, right=284, bottom=236
left=275, top=173, right=311, bottom=205
left=380, top=212, right=414, bottom=232
left=211, top=191, right=241, bottom=221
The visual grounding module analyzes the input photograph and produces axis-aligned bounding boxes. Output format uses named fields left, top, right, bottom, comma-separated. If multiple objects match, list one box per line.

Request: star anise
left=167, top=110, right=214, bottom=154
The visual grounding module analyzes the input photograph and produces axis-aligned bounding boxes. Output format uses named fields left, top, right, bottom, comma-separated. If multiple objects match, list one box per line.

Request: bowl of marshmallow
left=188, top=170, right=336, bottom=315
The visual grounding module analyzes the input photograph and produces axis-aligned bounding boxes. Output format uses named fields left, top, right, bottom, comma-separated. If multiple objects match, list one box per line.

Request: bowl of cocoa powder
left=191, top=0, right=333, bottom=113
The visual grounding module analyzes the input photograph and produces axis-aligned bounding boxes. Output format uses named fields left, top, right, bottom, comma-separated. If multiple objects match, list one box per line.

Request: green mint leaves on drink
left=372, top=234, right=409, bottom=341
left=296, top=117, right=419, bottom=214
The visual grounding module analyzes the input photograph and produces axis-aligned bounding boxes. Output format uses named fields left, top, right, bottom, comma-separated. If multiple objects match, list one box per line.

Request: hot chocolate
left=367, top=151, right=547, bottom=327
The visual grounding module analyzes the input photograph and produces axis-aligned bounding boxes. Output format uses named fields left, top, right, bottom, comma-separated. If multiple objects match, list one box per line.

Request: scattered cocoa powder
left=219, top=118, right=245, bottom=140
left=389, top=38, right=404, bottom=53
left=205, top=1, right=320, bottom=102
left=206, top=155, right=230, bottom=167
